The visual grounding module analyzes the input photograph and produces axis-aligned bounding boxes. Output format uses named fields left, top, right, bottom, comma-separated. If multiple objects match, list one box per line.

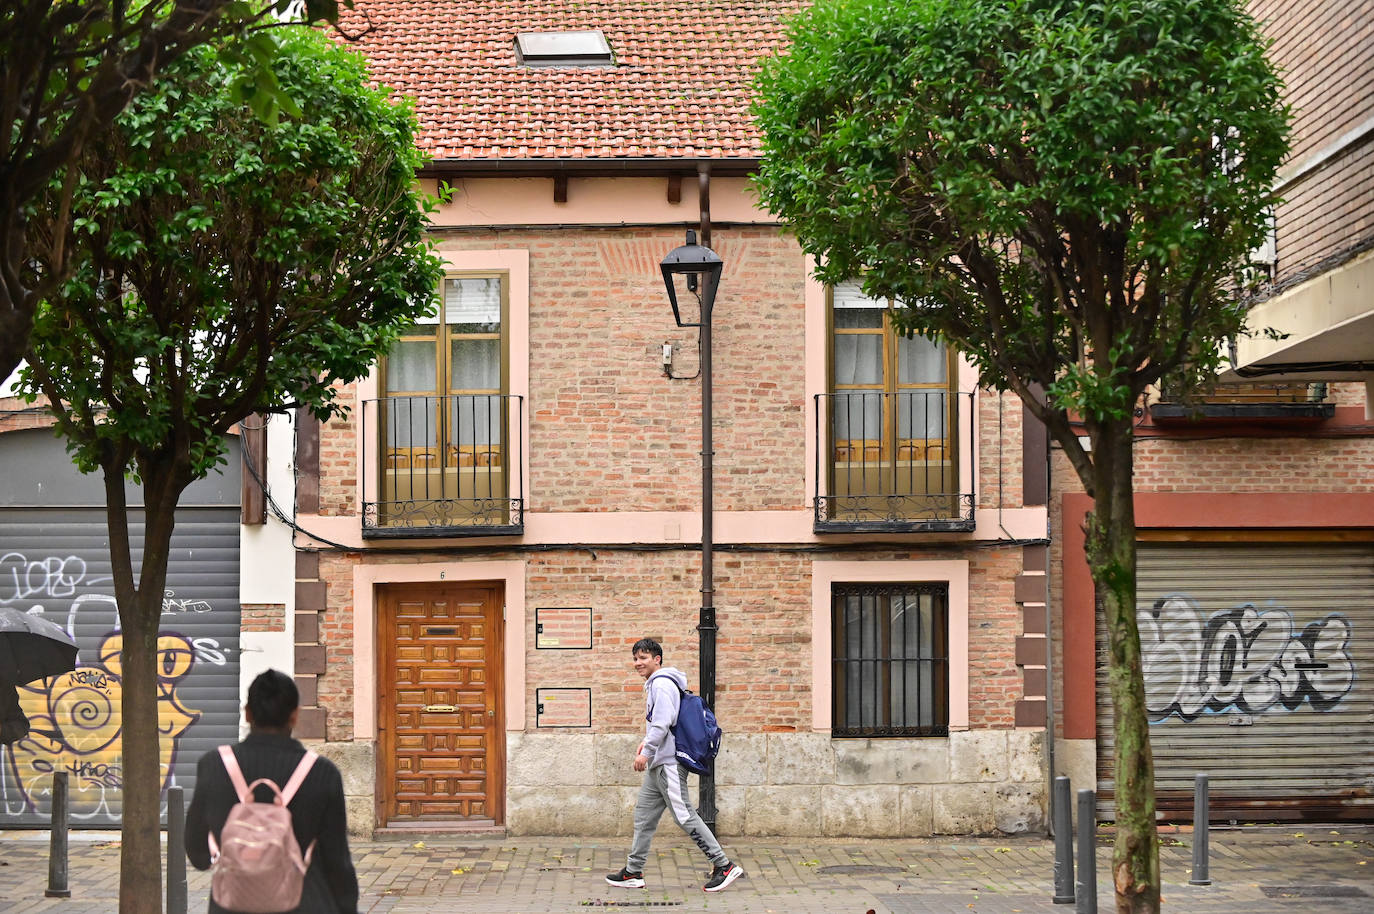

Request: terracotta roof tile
left=340, top=0, right=803, bottom=162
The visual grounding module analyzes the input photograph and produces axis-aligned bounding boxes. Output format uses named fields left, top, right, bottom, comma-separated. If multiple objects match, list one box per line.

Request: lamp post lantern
left=659, top=229, right=723, bottom=827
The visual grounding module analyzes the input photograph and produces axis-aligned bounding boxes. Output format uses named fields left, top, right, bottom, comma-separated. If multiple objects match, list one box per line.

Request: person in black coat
left=186, top=669, right=359, bottom=914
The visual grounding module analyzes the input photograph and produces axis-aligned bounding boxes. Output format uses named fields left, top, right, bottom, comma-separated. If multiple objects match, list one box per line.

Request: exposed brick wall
left=240, top=603, right=285, bottom=633
left=316, top=226, right=813, bottom=516
left=1272, top=145, right=1373, bottom=281
left=315, top=551, right=359, bottom=742
left=978, top=390, right=1026, bottom=510
left=525, top=226, right=808, bottom=513
left=317, top=544, right=1029, bottom=739
left=1334, top=382, right=1369, bottom=407
left=1249, top=1, right=1372, bottom=159
left=316, top=394, right=355, bottom=518
left=316, top=226, right=1032, bottom=518
left=1132, top=430, right=1374, bottom=493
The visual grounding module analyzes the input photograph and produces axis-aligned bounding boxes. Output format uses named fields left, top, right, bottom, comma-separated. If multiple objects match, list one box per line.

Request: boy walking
left=606, top=637, right=744, bottom=893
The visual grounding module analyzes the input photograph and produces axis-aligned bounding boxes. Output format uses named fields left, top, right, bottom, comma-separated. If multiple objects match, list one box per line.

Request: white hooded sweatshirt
left=642, top=667, right=688, bottom=768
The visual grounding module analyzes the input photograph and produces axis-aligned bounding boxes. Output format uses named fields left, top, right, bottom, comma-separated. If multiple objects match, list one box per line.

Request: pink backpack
left=208, top=745, right=319, bottom=913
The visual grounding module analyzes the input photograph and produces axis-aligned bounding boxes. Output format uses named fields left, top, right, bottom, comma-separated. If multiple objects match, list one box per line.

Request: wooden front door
left=379, top=583, right=504, bottom=825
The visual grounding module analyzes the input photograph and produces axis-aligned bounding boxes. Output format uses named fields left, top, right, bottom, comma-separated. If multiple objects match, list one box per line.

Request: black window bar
left=814, top=391, right=975, bottom=532
left=832, top=583, right=949, bottom=737
left=362, top=393, right=524, bottom=537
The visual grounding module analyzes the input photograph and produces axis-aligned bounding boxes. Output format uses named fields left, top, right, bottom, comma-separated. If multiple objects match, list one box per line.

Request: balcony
left=814, top=391, right=975, bottom=533
left=361, top=394, right=524, bottom=538
left=1149, top=381, right=1334, bottom=425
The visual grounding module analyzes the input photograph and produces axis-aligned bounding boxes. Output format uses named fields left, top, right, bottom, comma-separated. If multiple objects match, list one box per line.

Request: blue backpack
left=665, top=682, right=722, bottom=775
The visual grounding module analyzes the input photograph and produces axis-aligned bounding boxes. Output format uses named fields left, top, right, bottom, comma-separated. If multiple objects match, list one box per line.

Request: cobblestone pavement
left=2, top=826, right=1372, bottom=913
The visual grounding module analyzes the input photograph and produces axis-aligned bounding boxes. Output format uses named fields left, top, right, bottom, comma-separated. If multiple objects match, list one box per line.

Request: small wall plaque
left=535, top=607, right=593, bottom=649
left=535, top=688, right=592, bottom=728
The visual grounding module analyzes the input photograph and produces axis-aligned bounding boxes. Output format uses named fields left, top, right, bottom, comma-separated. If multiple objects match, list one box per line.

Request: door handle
left=423, top=704, right=458, bottom=713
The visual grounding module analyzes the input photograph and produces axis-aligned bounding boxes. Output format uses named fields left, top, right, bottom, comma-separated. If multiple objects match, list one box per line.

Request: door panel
left=380, top=583, right=504, bottom=824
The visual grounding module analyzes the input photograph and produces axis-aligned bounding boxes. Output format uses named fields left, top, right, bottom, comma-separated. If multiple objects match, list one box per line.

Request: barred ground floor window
left=831, top=582, right=950, bottom=737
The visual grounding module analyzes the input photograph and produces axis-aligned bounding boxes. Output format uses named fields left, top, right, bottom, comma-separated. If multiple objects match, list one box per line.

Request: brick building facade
left=287, top=0, right=1374, bottom=836
left=288, top=214, right=1051, bottom=836
left=276, top=1, right=1052, bottom=837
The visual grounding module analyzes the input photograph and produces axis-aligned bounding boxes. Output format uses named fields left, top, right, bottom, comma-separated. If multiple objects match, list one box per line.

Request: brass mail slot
left=423, top=704, right=458, bottom=713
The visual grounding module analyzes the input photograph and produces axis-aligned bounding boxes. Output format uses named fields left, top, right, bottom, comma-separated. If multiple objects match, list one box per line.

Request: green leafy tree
left=0, top=0, right=348, bottom=386
left=753, top=1, right=1287, bottom=911
left=19, top=27, right=441, bottom=913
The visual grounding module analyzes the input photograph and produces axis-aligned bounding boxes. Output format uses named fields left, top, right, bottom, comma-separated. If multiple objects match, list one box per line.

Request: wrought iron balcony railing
left=814, top=391, right=975, bottom=533
left=361, top=394, right=524, bottom=537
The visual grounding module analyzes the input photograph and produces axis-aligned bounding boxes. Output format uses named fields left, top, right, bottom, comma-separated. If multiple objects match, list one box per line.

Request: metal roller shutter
left=1096, top=542, right=1374, bottom=822
left=0, top=507, right=241, bottom=828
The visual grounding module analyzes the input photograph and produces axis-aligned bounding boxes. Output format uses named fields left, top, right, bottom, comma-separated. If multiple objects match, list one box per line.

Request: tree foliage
left=0, top=0, right=348, bottom=386
left=18, top=26, right=440, bottom=913
left=24, top=26, right=437, bottom=478
left=754, top=2, right=1288, bottom=912
left=755, top=0, right=1287, bottom=478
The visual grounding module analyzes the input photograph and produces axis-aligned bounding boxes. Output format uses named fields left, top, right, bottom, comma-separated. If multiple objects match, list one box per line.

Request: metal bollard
left=1075, top=789, right=1097, bottom=914
left=45, top=771, right=71, bottom=898
left=167, top=786, right=188, bottom=914
left=1190, top=773, right=1211, bottom=886
left=1053, top=776, right=1075, bottom=903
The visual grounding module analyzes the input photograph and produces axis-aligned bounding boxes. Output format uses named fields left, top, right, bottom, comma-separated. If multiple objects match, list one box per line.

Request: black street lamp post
left=659, top=229, right=723, bottom=827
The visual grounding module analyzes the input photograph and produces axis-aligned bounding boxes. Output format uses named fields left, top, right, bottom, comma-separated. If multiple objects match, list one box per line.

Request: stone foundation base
left=325, top=729, right=1048, bottom=838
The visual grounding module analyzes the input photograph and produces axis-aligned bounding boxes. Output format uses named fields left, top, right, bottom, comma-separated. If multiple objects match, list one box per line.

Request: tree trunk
left=109, top=460, right=189, bottom=914
left=1084, top=417, right=1159, bottom=914
left=118, top=600, right=165, bottom=914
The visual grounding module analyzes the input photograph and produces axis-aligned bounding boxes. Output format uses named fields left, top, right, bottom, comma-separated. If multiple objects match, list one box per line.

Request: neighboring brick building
left=281, top=0, right=1052, bottom=837
left=1054, top=0, right=1374, bottom=824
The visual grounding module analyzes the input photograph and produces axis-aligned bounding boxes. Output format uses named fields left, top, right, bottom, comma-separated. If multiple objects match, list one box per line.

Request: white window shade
left=445, top=277, right=501, bottom=327
left=833, top=279, right=884, bottom=310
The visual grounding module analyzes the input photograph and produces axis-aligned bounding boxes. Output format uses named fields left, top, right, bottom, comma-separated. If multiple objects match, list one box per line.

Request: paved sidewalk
left=2, top=826, right=1372, bottom=913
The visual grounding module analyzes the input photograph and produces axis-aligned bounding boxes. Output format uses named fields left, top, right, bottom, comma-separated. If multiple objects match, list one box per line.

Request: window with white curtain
left=831, top=280, right=950, bottom=449
left=383, top=273, right=507, bottom=465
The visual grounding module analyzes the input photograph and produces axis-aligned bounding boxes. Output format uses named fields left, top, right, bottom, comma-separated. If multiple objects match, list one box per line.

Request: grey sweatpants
left=627, top=763, right=727, bottom=871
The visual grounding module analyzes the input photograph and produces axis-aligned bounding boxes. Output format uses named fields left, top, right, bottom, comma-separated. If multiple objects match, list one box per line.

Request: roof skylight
left=514, top=30, right=614, bottom=67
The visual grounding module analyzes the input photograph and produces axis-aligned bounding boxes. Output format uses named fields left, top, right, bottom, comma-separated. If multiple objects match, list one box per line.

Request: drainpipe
left=696, top=163, right=718, bottom=829
left=1044, top=415, right=1058, bottom=836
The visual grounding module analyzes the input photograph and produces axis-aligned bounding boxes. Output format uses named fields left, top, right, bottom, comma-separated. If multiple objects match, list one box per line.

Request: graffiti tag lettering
left=1140, top=595, right=1355, bottom=722
left=68, top=669, right=111, bottom=692
left=191, top=638, right=226, bottom=665
left=67, top=760, right=122, bottom=791
left=0, top=552, right=89, bottom=604
left=162, top=590, right=213, bottom=614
